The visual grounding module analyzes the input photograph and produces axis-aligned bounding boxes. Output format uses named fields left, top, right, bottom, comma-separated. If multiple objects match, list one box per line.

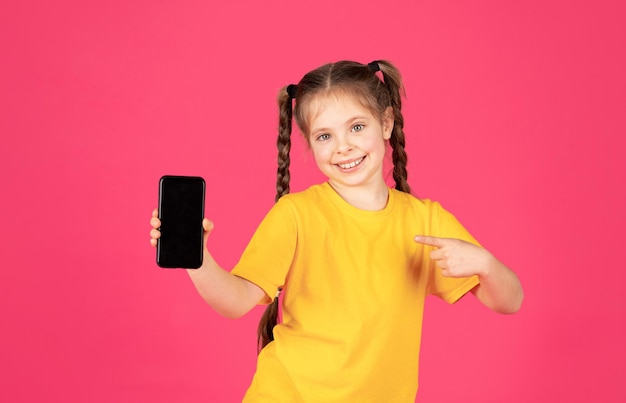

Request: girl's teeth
left=338, top=157, right=364, bottom=169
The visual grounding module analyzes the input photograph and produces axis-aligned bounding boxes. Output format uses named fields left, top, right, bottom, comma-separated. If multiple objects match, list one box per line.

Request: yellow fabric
left=231, top=183, right=480, bottom=402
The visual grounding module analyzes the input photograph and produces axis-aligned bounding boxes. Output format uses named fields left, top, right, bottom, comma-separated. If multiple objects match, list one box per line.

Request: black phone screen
left=157, top=175, right=205, bottom=269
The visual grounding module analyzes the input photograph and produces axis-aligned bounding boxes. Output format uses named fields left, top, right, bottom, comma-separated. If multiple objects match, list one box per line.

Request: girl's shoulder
left=276, top=183, right=328, bottom=205
left=268, top=184, right=331, bottom=219
left=390, top=188, right=442, bottom=212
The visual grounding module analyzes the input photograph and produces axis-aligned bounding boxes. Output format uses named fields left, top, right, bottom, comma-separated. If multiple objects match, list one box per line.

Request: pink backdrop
left=1, top=1, right=624, bottom=402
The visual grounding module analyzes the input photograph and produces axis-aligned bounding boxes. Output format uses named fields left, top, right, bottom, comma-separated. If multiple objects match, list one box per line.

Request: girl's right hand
left=149, top=208, right=214, bottom=259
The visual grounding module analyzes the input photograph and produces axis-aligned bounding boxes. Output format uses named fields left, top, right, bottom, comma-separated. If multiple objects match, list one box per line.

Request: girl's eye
left=352, top=124, right=364, bottom=132
left=316, top=133, right=331, bottom=141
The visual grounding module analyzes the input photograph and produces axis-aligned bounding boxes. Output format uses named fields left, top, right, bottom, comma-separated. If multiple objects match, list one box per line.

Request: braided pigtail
left=257, top=84, right=296, bottom=353
left=376, top=60, right=411, bottom=194
left=275, top=85, right=296, bottom=202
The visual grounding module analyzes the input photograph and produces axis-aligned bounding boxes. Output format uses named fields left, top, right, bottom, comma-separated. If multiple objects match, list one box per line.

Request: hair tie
left=286, top=84, right=298, bottom=99
left=367, top=61, right=380, bottom=73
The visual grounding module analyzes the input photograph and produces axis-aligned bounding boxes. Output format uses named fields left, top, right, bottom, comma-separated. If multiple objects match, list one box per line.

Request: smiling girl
left=150, top=60, right=523, bottom=402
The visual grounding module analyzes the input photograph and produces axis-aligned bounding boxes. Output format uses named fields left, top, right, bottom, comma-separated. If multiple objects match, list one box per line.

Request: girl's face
left=306, top=94, right=393, bottom=194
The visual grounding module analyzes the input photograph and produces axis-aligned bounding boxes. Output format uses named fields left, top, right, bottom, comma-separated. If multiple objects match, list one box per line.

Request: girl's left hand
left=413, top=235, right=493, bottom=278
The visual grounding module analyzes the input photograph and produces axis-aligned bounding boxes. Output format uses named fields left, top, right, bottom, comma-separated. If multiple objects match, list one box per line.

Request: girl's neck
left=327, top=180, right=390, bottom=211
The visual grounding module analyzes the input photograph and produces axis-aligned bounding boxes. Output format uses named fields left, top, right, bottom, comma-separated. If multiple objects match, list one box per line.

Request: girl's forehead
left=306, top=92, right=373, bottom=121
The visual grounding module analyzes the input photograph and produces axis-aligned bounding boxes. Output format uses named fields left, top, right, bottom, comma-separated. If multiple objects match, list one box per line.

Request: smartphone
left=157, top=175, right=205, bottom=269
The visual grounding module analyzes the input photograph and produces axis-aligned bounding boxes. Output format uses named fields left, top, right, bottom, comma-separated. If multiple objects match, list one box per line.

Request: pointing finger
left=414, top=235, right=447, bottom=248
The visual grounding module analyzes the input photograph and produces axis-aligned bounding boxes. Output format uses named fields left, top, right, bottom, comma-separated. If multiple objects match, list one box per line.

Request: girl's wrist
left=477, top=249, right=498, bottom=279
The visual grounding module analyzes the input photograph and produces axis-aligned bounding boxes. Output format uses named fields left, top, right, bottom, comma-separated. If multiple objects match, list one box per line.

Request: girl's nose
left=336, top=144, right=353, bottom=154
left=336, top=136, right=353, bottom=154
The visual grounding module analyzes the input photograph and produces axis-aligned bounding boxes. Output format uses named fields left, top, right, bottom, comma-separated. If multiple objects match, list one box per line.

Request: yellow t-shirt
left=231, top=183, right=480, bottom=402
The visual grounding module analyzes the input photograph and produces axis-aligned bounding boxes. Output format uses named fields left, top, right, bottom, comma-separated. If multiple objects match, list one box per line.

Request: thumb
left=202, top=218, right=214, bottom=247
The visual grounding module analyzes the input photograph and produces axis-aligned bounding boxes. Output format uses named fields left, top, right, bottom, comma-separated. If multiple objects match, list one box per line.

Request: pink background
left=1, top=1, right=624, bottom=402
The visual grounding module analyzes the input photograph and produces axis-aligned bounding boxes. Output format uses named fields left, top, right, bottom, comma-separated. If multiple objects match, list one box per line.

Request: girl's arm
left=414, top=236, right=524, bottom=314
left=468, top=254, right=524, bottom=314
left=151, top=210, right=265, bottom=318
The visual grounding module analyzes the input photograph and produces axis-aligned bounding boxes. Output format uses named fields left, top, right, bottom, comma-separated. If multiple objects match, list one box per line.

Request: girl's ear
left=382, top=106, right=394, bottom=140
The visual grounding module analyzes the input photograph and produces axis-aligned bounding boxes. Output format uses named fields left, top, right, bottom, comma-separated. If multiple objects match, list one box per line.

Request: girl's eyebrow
left=346, top=115, right=369, bottom=124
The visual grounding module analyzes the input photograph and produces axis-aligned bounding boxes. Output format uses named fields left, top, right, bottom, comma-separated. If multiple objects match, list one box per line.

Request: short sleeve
left=230, top=197, right=298, bottom=304
left=426, top=202, right=481, bottom=303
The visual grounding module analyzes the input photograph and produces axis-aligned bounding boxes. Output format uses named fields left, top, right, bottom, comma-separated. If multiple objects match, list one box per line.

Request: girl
left=149, top=60, right=523, bottom=402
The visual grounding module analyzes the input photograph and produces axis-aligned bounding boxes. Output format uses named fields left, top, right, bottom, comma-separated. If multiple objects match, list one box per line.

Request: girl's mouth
left=336, top=156, right=365, bottom=169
